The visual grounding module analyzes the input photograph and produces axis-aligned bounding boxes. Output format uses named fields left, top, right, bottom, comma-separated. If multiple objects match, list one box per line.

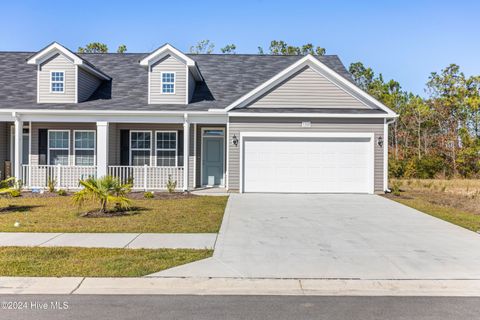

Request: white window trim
left=160, top=71, right=176, bottom=95
left=155, top=130, right=178, bottom=167
left=73, top=130, right=96, bottom=166
left=129, top=130, right=152, bottom=166
left=50, top=70, right=65, bottom=94
left=47, top=129, right=70, bottom=166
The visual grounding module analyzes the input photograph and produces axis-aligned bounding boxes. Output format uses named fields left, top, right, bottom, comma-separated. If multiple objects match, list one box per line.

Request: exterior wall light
left=232, top=134, right=238, bottom=146
left=377, top=136, right=383, bottom=147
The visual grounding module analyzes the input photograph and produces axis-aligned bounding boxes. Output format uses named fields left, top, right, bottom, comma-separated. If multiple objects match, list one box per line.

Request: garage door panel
left=243, top=137, right=372, bottom=193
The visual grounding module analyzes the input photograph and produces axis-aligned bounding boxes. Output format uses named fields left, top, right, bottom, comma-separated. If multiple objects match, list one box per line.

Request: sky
left=1, top=0, right=479, bottom=95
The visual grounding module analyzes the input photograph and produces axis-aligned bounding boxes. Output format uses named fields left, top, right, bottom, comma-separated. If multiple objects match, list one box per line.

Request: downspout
left=384, top=118, right=396, bottom=193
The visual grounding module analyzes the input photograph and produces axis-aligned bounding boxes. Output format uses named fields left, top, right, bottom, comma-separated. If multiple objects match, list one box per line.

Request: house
left=0, top=42, right=397, bottom=194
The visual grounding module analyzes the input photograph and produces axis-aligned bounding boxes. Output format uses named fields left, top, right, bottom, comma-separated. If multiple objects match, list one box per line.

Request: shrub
left=47, top=177, right=56, bottom=193
left=57, top=189, right=68, bottom=196
left=9, top=189, right=21, bottom=197
left=388, top=158, right=406, bottom=178
left=144, top=191, right=154, bottom=199
left=390, top=180, right=402, bottom=196
left=415, top=156, right=445, bottom=179
left=0, top=177, right=20, bottom=198
left=166, top=175, right=177, bottom=193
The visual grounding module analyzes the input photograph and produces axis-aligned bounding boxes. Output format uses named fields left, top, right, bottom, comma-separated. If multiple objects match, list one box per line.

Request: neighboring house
left=0, top=42, right=397, bottom=194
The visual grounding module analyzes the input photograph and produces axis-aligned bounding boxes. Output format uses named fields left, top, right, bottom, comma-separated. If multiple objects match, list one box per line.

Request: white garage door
left=242, top=136, right=373, bottom=193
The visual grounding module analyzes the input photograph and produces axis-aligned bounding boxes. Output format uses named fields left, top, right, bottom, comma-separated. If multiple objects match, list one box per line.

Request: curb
left=1, top=277, right=480, bottom=296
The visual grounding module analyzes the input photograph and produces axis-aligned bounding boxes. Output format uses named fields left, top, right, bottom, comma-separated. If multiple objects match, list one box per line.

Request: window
left=161, top=72, right=175, bottom=94
left=203, top=129, right=224, bottom=137
left=51, top=71, right=64, bottom=93
left=48, top=130, right=69, bottom=165
left=74, top=131, right=95, bottom=166
left=156, top=131, right=177, bottom=166
left=130, top=131, right=151, bottom=166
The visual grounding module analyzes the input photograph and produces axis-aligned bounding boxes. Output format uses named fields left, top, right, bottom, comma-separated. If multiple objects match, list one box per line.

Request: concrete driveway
left=151, top=194, right=480, bottom=279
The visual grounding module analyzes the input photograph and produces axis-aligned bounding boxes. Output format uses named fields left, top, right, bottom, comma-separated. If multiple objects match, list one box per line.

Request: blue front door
left=202, top=131, right=224, bottom=186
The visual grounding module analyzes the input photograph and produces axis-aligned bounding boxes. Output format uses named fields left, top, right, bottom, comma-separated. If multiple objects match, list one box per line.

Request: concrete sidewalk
left=0, top=232, right=216, bottom=249
left=1, top=277, right=480, bottom=296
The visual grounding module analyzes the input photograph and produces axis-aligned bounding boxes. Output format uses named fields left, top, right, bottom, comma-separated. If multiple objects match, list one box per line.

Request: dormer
left=139, top=44, right=202, bottom=104
left=27, top=42, right=110, bottom=103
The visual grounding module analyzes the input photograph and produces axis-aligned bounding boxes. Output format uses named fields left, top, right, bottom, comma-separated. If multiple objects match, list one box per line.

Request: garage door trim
left=239, top=132, right=375, bottom=194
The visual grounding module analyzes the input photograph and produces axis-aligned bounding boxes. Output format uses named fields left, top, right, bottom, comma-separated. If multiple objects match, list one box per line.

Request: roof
left=26, top=42, right=111, bottom=80
left=0, top=52, right=364, bottom=112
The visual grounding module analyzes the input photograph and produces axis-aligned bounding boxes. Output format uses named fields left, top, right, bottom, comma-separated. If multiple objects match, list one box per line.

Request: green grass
left=0, top=246, right=212, bottom=277
left=390, top=195, right=480, bottom=232
left=0, top=195, right=228, bottom=233
left=385, top=179, right=480, bottom=232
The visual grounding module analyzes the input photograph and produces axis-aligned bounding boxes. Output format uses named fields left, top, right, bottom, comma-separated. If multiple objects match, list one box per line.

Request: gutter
left=0, top=109, right=227, bottom=116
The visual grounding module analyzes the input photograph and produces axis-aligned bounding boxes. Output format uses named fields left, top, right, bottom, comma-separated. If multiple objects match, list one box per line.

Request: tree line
left=349, top=62, right=480, bottom=179
left=76, top=40, right=479, bottom=178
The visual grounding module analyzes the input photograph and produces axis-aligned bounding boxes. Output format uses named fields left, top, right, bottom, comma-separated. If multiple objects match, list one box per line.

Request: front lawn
left=0, top=246, right=212, bottom=277
left=0, top=195, right=228, bottom=233
left=384, top=179, right=480, bottom=232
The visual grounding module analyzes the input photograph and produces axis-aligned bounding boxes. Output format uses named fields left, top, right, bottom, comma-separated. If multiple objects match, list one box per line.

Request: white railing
left=108, top=165, right=184, bottom=191
left=22, top=165, right=97, bottom=189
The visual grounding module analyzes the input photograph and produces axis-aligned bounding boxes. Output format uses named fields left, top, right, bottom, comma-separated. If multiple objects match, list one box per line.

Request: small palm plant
left=73, top=176, right=132, bottom=215
left=0, top=177, right=17, bottom=198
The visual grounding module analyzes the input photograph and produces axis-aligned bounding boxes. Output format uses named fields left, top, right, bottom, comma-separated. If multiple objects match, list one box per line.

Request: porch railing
left=20, top=165, right=183, bottom=191
left=21, top=165, right=97, bottom=189
left=108, top=165, right=184, bottom=191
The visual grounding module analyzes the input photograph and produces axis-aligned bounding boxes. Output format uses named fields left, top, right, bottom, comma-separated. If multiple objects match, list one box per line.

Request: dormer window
left=161, top=72, right=175, bottom=94
left=50, top=71, right=65, bottom=93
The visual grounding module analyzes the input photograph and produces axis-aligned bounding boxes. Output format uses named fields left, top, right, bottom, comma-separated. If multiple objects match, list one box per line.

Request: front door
left=202, top=129, right=225, bottom=186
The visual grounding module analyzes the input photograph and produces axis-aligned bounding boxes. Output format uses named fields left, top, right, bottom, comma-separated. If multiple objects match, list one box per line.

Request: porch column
left=96, top=121, right=109, bottom=178
left=183, top=115, right=189, bottom=191
left=13, top=116, right=23, bottom=181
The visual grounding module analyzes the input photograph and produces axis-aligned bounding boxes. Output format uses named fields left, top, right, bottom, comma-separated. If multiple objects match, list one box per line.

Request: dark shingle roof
left=0, top=52, right=356, bottom=111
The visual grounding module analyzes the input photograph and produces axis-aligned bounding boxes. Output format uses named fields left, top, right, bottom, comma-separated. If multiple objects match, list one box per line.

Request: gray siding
left=30, top=123, right=96, bottom=166
left=78, top=68, right=101, bottom=102
left=38, top=53, right=76, bottom=103
left=108, top=123, right=118, bottom=165
left=188, top=71, right=196, bottom=103
left=150, top=55, right=186, bottom=104
left=248, top=66, right=368, bottom=109
left=227, top=117, right=384, bottom=192
left=0, top=122, right=8, bottom=178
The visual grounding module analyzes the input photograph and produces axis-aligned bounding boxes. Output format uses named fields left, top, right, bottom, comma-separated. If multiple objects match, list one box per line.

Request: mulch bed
left=127, top=192, right=196, bottom=200
left=14, top=191, right=68, bottom=198
left=15, top=191, right=196, bottom=200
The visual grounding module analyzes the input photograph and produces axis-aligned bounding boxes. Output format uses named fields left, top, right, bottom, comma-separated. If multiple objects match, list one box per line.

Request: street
left=1, top=295, right=479, bottom=320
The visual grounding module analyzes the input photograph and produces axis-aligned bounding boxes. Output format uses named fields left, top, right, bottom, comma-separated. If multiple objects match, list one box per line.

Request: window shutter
left=38, top=129, right=48, bottom=165
left=120, top=130, right=130, bottom=165
left=177, top=130, right=184, bottom=167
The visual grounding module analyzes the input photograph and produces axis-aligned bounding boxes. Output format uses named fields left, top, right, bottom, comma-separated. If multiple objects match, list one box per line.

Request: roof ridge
left=0, top=51, right=340, bottom=58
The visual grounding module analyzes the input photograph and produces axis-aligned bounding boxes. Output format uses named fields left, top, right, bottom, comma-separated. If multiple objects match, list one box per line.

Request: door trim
left=200, top=127, right=225, bottom=187
left=239, top=131, right=375, bottom=194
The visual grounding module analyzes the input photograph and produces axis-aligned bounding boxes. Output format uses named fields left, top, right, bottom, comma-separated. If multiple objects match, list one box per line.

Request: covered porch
left=2, top=112, right=228, bottom=191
